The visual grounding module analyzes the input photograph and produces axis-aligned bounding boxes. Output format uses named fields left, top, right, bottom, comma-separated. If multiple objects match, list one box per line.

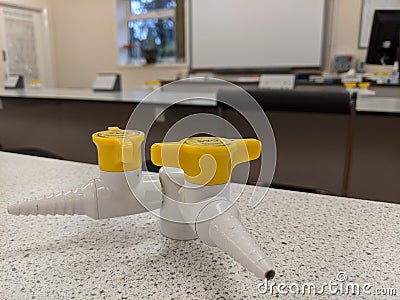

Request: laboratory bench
left=3, top=83, right=399, bottom=113
left=1, top=152, right=399, bottom=299
left=0, top=88, right=147, bottom=103
left=0, top=88, right=217, bottom=106
left=0, top=86, right=400, bottom=203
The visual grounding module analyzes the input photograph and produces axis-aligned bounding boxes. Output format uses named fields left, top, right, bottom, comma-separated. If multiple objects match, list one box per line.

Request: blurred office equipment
left=258, top=74, right=296, bottom=90
left=359, top=0, right=400, bottom=48
left=366, top=10, right=400, bottom=66
left=4, top=74, right=24, bottom=89
left=93, top=73, right=122, bottom=92
left=334, top=55, right=354, bottom=73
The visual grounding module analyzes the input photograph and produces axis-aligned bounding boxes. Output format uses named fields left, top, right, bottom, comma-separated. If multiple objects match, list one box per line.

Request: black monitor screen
left=366, top=10, right=400, bottom=65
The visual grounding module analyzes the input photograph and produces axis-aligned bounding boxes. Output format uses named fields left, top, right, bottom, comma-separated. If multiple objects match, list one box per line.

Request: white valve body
left=158, top=167, right=275, bottom=280
left=99, top=170, right=161, bottom=219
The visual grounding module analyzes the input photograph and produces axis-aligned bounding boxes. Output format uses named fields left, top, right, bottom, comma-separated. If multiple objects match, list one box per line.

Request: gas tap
left=7, top=127, right=275, bottom=280
left=7, top=127, right=162, bottom=219
left=152, top=137, right=275, bottom=280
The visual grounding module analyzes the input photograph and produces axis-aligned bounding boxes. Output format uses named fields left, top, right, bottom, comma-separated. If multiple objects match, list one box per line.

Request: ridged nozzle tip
left=7, top=203, right=20, bottom=215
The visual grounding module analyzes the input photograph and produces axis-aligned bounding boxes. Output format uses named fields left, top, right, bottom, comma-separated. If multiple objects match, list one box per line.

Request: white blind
left=3, top=8, right=39, bottom=82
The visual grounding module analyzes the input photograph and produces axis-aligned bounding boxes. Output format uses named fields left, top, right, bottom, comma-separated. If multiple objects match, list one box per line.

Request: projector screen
left=190, top=0, right=327, bottom=70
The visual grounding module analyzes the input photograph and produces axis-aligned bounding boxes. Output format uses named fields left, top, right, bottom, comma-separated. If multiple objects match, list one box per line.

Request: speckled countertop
left=1, top=152, right=399, bottom=299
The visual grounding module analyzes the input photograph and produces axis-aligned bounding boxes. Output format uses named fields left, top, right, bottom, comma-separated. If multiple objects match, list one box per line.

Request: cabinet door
left=0, top=6, right=53, bottom=86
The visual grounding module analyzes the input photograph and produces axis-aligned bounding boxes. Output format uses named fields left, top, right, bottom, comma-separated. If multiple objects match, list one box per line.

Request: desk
left=1, top=152, right=399, bottom=298
left=357, top=94, right=400, bottom=114
left=0, top=88, right=217, bottom=106
left=0, top=88, right=146, bottom=103
left=1, top=86, right=399, bottom=203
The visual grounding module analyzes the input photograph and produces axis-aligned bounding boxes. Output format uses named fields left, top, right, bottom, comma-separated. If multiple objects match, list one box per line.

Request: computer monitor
left=366, top=10, right=400, bottom=65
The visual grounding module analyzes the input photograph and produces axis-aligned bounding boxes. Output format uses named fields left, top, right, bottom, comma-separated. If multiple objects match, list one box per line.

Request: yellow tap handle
left=92, top=127, right=145, bottom=172
left=151, top=137, right=261, bottom=185
left=343, top=82, right=357, bottom=89
left=358, top=82, right=371, bottom=89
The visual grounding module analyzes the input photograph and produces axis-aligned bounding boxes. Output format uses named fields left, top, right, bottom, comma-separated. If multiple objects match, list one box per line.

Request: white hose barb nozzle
left=208, top=212, right=275, bottom=280
left=195, top=200, right=275, bottom=280
left=7, top=179, right=99, bottom=219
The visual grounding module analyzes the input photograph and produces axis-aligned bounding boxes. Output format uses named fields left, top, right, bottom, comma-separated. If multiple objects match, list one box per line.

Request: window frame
left=128, top=8, right=175, bottom=21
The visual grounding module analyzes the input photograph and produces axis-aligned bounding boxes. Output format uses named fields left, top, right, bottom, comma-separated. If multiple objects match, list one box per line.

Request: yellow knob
left=358, top=82, right=370, bottom=89
left=92, top=127, right=145, bottom=172
left=343, top=82, right=357, bottom=89
left=151, top=137, right=261, bottom=185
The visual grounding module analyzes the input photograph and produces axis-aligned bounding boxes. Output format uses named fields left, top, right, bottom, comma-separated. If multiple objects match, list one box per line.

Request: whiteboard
left=359, top=0, right=400, bottom=48
left=190, top=0, right=326, bottom=70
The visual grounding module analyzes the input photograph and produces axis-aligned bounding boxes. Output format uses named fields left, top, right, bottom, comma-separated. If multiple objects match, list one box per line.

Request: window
left=122, top=0, right=184, bottom=65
